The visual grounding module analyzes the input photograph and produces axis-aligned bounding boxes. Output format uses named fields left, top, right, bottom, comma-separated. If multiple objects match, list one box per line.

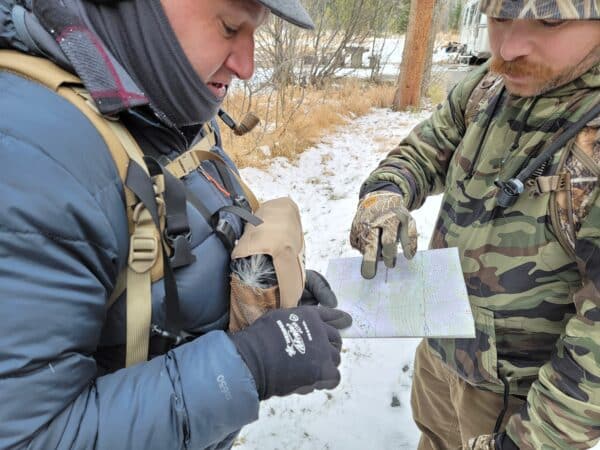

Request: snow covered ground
left=235, top=107, right=443, bottom=450
left=247, top=36, right=461, bottom=88
left=235, top=105, right=600, bottom=450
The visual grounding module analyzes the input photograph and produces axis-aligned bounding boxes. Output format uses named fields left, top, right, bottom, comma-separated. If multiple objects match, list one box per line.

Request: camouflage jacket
left=362, top=62, right=600, bottom=449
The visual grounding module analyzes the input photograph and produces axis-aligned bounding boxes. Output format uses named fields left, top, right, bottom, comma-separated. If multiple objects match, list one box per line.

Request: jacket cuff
left=172, top=330, right=260, bottom=447
left=359, top=167, right=417, bottom=208
left=359, top=182, right=403, bottom=199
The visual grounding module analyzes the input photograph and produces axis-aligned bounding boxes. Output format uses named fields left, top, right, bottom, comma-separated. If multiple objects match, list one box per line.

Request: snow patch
left=236, top=107, right=443, bottom=449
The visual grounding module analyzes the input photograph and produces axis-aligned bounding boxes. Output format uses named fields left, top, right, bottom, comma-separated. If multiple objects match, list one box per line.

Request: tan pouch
left=229, top=197, right=306, bottom=332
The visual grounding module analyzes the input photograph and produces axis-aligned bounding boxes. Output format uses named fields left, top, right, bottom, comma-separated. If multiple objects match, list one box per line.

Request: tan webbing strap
left=192, top=122, right=217, bottom=151
left=167, top=150, right=201, bottom=179
left=535, top=172, right=571, bottom=193
left=0, top=53, right=132, bottom=207
left=166, top=149, right=260, bottom=211
left=0, top=50, right=159, bottom=366
left=62, top=88, right=138, bottom=210
left=99, top=122, right=165, bottom=366
left=189, top=136, right=212, bottom=151
left=64, top=80, right=164, bottom=365
left=0, top=50, right=79, bottom=90
left=99, top=119, right=166, bottom=273
left=96, top=117, right=165, bottom=313
left=81, top=114, right=161, bottom=365
left=126, top=203, right=158, bottom=366
left=61, top=90, right=162, bottom=365
left=106, top=120, right=149, bottom=177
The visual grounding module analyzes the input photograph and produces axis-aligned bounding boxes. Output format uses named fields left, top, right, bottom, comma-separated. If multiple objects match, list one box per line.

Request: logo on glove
left=277, top=313, right=310, bottom=357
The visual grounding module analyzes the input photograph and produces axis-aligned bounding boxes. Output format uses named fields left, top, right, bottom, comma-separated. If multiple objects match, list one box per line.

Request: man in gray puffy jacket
left=0, top=0, right=350, bottom=449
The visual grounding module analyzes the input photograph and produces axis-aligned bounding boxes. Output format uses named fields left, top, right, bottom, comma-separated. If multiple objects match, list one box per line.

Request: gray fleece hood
left=0, top=0, right=221, bottom=128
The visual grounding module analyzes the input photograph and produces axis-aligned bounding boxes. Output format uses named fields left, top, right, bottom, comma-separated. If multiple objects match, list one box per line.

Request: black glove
left=298, top=270, right=353, bottom=329
left=230, top=305, right=344, bottom=400
left=299, top=270, right=337, bottom=307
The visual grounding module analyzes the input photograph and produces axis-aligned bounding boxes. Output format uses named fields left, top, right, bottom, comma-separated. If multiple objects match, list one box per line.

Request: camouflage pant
left=411, top=341, right=526, bottom=450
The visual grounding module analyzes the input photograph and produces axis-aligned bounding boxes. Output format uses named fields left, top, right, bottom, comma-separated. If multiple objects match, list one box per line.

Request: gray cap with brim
left=256, top=0, right=315, bottom=29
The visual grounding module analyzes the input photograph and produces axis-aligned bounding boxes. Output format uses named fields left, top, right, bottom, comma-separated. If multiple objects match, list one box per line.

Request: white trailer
left=458, top=0, right=491, bottom=64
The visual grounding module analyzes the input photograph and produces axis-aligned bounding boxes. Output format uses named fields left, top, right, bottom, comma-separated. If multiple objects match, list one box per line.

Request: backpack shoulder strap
left=465, top=69, right=504, bottom=128
left=0, top=50, right=160, bottom=367
left=0, top=49, right=80, bottom=89
left=193, top=121, right=218, bottom=151
left=0, top=51, right=140, bottom=213
left=167, top=144, right=260, bottom=212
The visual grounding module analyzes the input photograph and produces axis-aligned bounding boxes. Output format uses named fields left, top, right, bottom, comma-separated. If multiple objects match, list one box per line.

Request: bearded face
left=487, top=18, right=600, bottom=97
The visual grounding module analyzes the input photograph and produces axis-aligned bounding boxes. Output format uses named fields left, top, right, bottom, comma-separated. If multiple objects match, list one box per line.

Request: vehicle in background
left=457, top=0, right=490, bottom=65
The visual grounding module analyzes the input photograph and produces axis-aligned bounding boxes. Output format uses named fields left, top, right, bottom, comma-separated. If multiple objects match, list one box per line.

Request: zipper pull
left=198, top=166, right=231, bottom=198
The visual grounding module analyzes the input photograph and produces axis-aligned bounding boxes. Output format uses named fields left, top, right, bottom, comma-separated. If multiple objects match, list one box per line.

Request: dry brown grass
left=427, top=81, right=447, bottom=106
left=220, top=79, right=396, bottom=168
left=437, top=31, right=460, bottom=45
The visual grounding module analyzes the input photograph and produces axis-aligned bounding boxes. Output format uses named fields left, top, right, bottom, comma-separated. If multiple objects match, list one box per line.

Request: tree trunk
left=393, top=0, right=436, bottom=111
left=421, top=0, right=446, bottom=99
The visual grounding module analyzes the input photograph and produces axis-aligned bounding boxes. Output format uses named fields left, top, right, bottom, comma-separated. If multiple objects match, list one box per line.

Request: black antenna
left=218, top=109, right=260, bottom=136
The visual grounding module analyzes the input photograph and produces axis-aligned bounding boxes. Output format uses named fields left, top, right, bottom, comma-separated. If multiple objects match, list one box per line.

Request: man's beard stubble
left=490, top=44, right=600, bottom=97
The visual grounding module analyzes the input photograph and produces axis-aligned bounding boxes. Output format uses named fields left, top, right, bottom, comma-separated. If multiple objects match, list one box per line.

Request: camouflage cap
left=480, top=0, right=600, bottom=19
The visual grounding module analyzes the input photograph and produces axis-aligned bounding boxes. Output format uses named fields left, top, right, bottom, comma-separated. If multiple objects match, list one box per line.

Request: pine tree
left=393, top=0, right=436, bottom=110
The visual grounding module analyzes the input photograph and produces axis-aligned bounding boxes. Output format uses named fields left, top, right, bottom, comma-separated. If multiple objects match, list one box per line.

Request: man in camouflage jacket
left=350, top=1, right=600, bottom=449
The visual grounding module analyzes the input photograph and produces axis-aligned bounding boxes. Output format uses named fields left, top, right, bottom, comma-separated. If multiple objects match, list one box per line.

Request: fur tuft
left=231, top=254, right=277, bottom=289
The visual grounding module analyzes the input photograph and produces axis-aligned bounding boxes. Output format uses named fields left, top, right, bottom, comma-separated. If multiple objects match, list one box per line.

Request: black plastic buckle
left=150, top=324, right=183, bottom=354
left=495, top=178, right=524, bottom=209
left=215, top=218, right=236, bottom=252
left=233, top=195, right=251, bottom=212
left=165, top=230, right=196, bottom=269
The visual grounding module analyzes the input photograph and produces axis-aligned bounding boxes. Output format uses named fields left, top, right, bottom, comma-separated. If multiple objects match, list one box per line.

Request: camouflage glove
left=467, top=435, right=497, bottom=450
left=349, top=191, right=417, bottom=279
left=467, top=433, right=517, bottom=450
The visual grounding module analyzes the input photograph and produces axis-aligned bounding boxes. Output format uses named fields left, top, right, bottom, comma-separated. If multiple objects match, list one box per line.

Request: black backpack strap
left=126, top=161, right=184, bottom=337
left=495, top=100, right=600, bottom=208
